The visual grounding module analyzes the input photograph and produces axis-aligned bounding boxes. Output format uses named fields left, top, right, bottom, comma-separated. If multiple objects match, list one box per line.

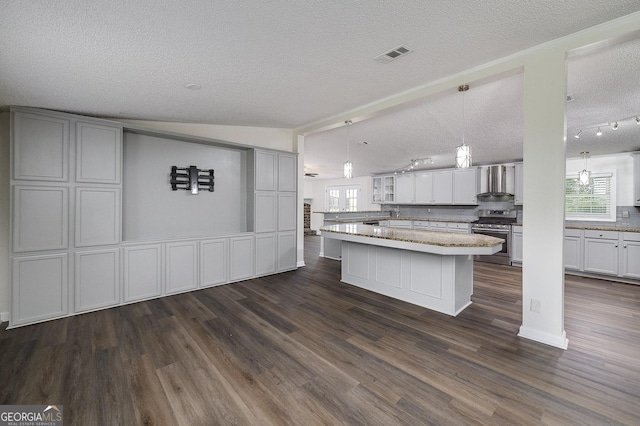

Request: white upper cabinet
left=278, top=153, right=297, bottom=192
left=372, top=175, right=396, bottom=203
left=432, top=170, right=453, bottom=204
left=395, top=173, right=415, bottom=204
left=632, top=153, right=639, bottom=207
left=12, top=110, right=70, bottom=182
left=13, top=185, right=68, bottom=252
left=514, top=162, right=524, bottom=205
left=76, top=121, right=122, bottom=184
left=255, top=150, right=277, bottom=191
left=75, top=187, right=121, bottom=247
left=452, top=167, right=479, bottom=205
left=414, top=172, right=434, bottom=204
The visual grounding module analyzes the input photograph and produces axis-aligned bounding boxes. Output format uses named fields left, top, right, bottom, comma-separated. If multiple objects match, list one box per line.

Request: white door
left=325, top=185, right=361, bottom=212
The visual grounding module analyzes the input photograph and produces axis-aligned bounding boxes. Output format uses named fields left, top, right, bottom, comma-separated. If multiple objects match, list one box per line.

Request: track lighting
left=596, top=127, right=602, bottom=136
left=572, top=114, right=640, bottom=138
left=612, top=122, right=618, bottom=130
left=636, top=116, right=640, bottom=124
left=394, top=157, right=434, bottom=174
left=574, top=130, right=582, bottom=139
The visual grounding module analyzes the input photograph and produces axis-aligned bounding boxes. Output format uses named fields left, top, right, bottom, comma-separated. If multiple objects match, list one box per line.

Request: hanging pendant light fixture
left=578, top=151, right=593, bottom=190
left=455, top=84, right=471, bottom=168
left=343, top=120, right=353, bottom=179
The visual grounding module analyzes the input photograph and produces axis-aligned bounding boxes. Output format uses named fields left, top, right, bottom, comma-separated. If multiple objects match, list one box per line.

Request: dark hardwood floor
left=2, top=235, right=639, bottom=425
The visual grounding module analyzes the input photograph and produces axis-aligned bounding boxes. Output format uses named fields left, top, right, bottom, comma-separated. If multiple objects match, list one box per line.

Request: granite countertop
left=514, top=222, right=640, bottom=233
left=320, top=224, right=503, bottom=247
left=324, top=217, right=476, bottom=223
left=314, top=210, right=387, bottom=214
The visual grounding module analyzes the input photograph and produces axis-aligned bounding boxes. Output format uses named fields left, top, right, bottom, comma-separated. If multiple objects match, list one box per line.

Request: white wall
left=0, top=113, right=9, bottom=319
left=123, top=133, right=247, bottom=241
left=308, top=176, right=380, bottom=231
left=119, top=120, right=294, bottom=152
left=566, top=152, right=635, bottom=206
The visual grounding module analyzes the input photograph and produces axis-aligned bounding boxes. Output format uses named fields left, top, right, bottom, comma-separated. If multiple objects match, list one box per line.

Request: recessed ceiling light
left=185, top=83, right=201, bottom=90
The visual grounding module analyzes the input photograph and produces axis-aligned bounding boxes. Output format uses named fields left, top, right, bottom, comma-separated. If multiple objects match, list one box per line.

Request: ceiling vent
left=374, top=45, right=412, bottom=64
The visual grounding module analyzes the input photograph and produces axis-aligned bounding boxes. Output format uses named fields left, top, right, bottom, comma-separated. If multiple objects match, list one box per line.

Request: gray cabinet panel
left=12, top=111, right=69, bottom=182
left=278, top=193, right=296, bottom=231
left=124, top=244, right=162, bottom=302
left=13, top=185, right=68, bottom=252
left=278, top=232, right=297, bottom=271
left=76, top=121, right=122, bottom=183
left=12, top=253, right=68, bottom=325
left=256, top=233, right=277, bottom=276
left=165, top=242, right=198, bottom=294
left=75, top=249, right=120, bottom=312
left=255, top=192, right=277, bottom=233
left=200, top=238, right=228, bottom=287
left=230, top=236, right=254, bottom=281
left=255, top=150, right=277, bottom=191
left=75, top=187, right=121, bottom=247
left=278, top=153, right=297, bottom=192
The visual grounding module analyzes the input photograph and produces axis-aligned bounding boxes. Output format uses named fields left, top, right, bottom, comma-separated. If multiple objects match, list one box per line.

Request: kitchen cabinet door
left=255, top=192, right=277, bottom=233
left=414, top=172, right=433, bottom=204
left=372, top=177, right=383, bottom=203
left=12, top=253, right=68, bottom=326
left=229, top=236, right=255, bottom=281
left=200, top=238, right=228, bottom=287
left=633, top=153, right=640, bottom=207
left=383, top=176, right=395, bottom=203
left=432, top=170, right=453, bottom=204
left=278, top=232, right=297, bottom=272
left=278, top=153, right=297, bottom=192
left=452, top=168, right=479, bottom=205
left=621, top=233, right=640, bottom=279
left=76, top=121, right=122, bottom=184
left=165, top=241, right=198, bottom=295
left=564, top=235, right=583, bottom=271
left=75, top=249, right=120, bottom=312
left=255, top=150, right=277, bottom=191
left=123, top=244, right=163, bottom=302
left=514, top=163, right=524, bottom=205
left=12, top=110, right=70, bottom=182
left=395, top=173, right=415, bottom=204
left=256, top=233, right=277, bottom=276
left=584, top=237, right=618, bottom=276
left=511, top=226, right=523, bottom=264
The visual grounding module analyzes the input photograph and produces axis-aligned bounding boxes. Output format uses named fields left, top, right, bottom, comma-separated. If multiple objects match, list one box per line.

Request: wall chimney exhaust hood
left=478, top=165, right=514, bottom=197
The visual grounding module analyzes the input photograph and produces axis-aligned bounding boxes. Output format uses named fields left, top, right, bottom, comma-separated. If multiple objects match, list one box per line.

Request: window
left=565, top=171, right=616, bottom=222
left=325, top=185, right=360, bottom=212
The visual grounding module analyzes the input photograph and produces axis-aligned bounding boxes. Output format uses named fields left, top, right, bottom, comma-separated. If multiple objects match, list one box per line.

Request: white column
left=295, top=133, right=306, bottom=267
left=518, top=47, right=569, bottom=349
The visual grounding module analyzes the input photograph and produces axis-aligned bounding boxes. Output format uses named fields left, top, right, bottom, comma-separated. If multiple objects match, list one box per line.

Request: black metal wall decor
left=171, top=166, right=215, bottom=194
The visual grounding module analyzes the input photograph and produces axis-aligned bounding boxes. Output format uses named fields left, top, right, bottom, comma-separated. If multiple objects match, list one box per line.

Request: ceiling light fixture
left=394, top=157, right=433, bottom=174
left=455, top=84, right=471, bottom=168
left=185, top=83, right=201, bottom=90
left=578, top=151, right=593, bottom=190
left=612, top=122, right=619, bottom=130
left=636, top=116, right=640, bottom=125
left=343, top=120, right=353, bottom=179
left=574, top=130, right=582, bottom=139
left=596, top=127, right=602, bottom=136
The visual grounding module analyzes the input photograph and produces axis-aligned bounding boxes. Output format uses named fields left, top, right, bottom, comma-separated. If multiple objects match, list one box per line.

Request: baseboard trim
left=296, top=261, right=306, bottom=268
left=0, top=312, right=10, bottom=323
left=518, top=326, right=569, bottom=350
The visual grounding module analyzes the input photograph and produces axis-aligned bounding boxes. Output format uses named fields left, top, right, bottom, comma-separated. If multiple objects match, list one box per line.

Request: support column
left=294, top=133, right=306, bottom=267
left=518, top=47, right=569, bottom=349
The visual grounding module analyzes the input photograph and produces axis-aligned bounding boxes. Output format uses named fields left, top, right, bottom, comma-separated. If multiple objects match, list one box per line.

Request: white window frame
left=565, top=170, right=616, bottom=222
left=325, top=184, right=361, bottom=212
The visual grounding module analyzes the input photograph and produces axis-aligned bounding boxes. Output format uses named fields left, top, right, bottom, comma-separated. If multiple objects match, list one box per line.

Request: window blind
left=565, top=171, right=615, bottom=221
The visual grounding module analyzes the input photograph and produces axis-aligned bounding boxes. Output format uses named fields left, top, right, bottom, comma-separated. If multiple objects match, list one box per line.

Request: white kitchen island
left=320, top=224, right=504, bottom=316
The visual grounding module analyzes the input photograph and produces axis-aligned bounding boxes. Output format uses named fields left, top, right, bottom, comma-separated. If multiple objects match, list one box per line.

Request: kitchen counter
left=323, top=217, right=477, bottom=224
left=513, top=222, right=640, bottom=233
left=320, top=224, right=504, bottom=316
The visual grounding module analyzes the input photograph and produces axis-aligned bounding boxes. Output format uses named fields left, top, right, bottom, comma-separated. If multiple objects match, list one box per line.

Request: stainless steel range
left=472, top=209, right=517, bottom=265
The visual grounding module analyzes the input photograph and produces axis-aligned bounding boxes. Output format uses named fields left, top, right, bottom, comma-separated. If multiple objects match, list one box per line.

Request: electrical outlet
left=622, top=210, right=630, bottom=218
left=530, top=298, right=542, bottom=313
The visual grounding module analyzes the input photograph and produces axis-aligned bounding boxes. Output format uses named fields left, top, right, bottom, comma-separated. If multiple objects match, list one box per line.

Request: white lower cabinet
left=511, top=226, right=523, bottom=264
left=165, top=241, right=198, bottom=294
left=200, top=238, right=228, bottom=288
left=564, top=229, right=583, bottom=271
left=278, top=232, right=297, bottom=272
left=12, top=253, right=68, bottom=325
left=256, top=233, right=277, bottom=276
left=584, top=231, right=619, bottom=276
left=230, top=236, right=255, bottom=281
left=123, top=244, right=162, bottom=302
left=621, top=233, right=640, bottom=279
left=75, top=249, right=120, bottom=312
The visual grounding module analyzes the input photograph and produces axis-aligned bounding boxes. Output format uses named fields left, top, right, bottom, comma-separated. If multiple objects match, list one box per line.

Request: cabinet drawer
left=584, top=230, right=618, bottom=240
left=512, top=225, right=523, bottom=235
left=430, top=222, right=447, bottom=230
left=413, top=220, right=430, bottom=228
left=623, top=232, right=640, bottom=242
left=564, top=228, right=582, bottom=238
left=447, top=222, right=470, bottom=231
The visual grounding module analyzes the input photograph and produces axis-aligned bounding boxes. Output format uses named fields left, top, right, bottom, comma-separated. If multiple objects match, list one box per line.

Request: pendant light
left=455, top=84, right=471, bottom=168
left=343, top=120, right=353, bottom=179
left=578, top=151, right=592, bottom=190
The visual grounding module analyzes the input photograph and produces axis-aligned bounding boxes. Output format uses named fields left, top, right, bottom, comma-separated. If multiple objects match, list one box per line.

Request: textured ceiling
left=1, top=1, right=639, bottom=178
